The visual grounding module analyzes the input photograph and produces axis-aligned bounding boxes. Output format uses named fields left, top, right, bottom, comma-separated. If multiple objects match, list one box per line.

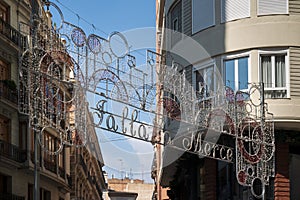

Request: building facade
left=153, top=0, right=300, bottom=199
left=105, top=177, right=154, bottom=200
left=0, top=0, right=107, bottom=199
left=70, top=110, right=107, bottom=200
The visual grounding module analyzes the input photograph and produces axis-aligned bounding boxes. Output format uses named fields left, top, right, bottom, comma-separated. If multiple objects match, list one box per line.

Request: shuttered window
left=221, top=0, right=250, bottom=23
left=192, top=0, right=215, bottom=34
left=258, top=0, right=288, bottom=15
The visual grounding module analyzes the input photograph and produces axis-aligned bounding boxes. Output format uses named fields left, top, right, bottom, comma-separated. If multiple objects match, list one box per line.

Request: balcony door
left=0, top=115, right=9, bottom=142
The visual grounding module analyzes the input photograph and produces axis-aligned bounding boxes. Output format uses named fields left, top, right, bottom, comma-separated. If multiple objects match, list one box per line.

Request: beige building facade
left=106, top=178, right=154, bottom=200
left=154, top=0, right=300, bottom=199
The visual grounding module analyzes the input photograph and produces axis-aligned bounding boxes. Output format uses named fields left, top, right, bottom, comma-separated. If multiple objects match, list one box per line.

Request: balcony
left=44, top=159, right=57, bottom=174
left=0, top=18, right=27, bottom=50
left=0, top=80, right=18, bottom=104
left=0, top=139, right=27, bottom=163
left=59, top=166, right=66, bottom=178
left=67, top=174, right=72, bottom=188
left=95, top=181, right=102, bottom=196
left=0, top=192, right=25, bottom=200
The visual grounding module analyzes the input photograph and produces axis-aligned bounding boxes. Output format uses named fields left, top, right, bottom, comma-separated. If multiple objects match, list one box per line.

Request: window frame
left=172, top=18, right=178, bottom=32
left=0, top=1, right=10, bottom=23
left=222, top=52, right=251, bottom=91
left=193, top=59, right=216, bottom=99
left=258, top=50, right=290, bottom=98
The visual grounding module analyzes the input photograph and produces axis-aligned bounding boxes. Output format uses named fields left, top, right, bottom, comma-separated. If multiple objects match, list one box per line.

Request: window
left=19, top=121, right=28, bottom=150
left=221, top=0, right=250, bottom=23
left=0, top=59, right=9, bottom=80
left=58, top=149, right=64, bottom=168
left=194, top=63, right=215, bottom=99
left=43, top=131, right=58, bottom=162
left=168, top=1, right=182, bottom=46
left=0, top=115, right=10, bottom=142
left=40, top=188, right=51, bottom=200
left=169, top=1, right=181, bottom=32
left=260, top=51, right=288, bottom=98
left=0, top=1, right=9, bottom=23
left=192, top=0, right=215, bottom=33
left=173, top=18, right=178, bottom=32
left=0, top=173, right=12, bottom=194
left=258, top=0, right=288, bottom=16
left=224, top=56, right=249, bottom=91
left=28, top=184, right=33, bottom=200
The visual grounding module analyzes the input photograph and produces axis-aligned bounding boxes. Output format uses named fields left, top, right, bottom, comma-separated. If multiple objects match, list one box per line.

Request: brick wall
left=275, top=143, right=290, bottom=200
left=205, top=159, right=217, bottom=200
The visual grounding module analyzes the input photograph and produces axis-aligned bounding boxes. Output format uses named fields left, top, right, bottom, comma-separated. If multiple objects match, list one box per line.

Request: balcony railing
left=0, top=81, right=18, bottom=104
left=59, top=166, right=66, bottom=178
left=0, top=192, right=25, bottom=200
left=0, top=18, right=27, bottom=50
left=67, top=174, right=72, bottom=188
left=44, top=159, right=57, bottom=173
left=95, top=182, right=102, bottom=196
left=79, top=155, right=88, bottom=175
left=0, top=139, right=27, bottom=163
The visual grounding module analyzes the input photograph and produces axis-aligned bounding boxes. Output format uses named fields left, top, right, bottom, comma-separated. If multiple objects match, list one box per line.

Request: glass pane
left=193, top=0, right=215, bottom=33
left=238, top=57, right=248, bottom=90
left=205, top=67, right=214, bottom=96
left=225, top=60, right=235, bottom=90
left=195, top=69, right=204, bottom=92
left=275, top=55, right=286, bottom=88
left=261, top=56, right=272, bottom=88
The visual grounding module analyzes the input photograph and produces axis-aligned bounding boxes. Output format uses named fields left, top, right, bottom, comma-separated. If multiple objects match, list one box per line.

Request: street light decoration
left=19, top=1, right=275, bottom=197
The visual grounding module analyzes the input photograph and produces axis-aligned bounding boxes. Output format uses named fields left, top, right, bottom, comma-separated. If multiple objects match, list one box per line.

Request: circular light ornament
left=71, top=27, right=86, bottom=47
left=87, top=34, right=102, bottom=54
left=251, top=177, right=265, bottom=199
left=108, top=31, right=129, bottom=58
left=41, top=1, right=64, bottom=30
left=39, top=126, right=64, bottom=155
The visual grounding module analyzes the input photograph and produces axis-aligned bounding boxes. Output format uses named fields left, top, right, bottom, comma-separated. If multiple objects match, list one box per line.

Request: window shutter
left=192, top=0, right=215, bottom=34
left=221, top=0, right=250, bottom=23
left=258, top=0, right=288, bottom=15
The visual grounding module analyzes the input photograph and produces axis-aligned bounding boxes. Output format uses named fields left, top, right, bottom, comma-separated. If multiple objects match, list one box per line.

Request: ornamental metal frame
left=19, top=1, right=275, bottom=199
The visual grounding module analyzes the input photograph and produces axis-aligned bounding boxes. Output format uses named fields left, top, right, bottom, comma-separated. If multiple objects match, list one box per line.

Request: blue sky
left=54, top=0, right=155, bottom=36
left=52, top=0, right=156, bottom=183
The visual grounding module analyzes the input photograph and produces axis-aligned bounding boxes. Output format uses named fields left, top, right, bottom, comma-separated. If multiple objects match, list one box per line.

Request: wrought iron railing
left=95, top=181, right=102, bottom=196
left=0, top=192, right=25, bottom=200
left=67, top=174, right=72, bottom=188
left=0, top=139, right=26, bottom=163
left=0, top=81, right=18, bottom=104
left=79, top=155, right=88, bottom=175
left=30, top=151, right=34, bottom=164
left=87, top=172, right=93, bottom=184
left=44, top=159, right=57, bottom=173
left=0, top=18, right=27, bottom=50
left=59, top=166, right=66, bottom=178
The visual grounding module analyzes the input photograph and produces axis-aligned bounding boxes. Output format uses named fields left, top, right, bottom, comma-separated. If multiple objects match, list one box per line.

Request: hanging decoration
left=18, top=1, right=275, bottom=197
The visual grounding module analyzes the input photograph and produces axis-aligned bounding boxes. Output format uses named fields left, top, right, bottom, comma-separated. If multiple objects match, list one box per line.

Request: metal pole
left=260, top=68, right=265, bottom=200
left=34, top=126, right=40, bottom=200
left=31, top=1, right=39, bottom=199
